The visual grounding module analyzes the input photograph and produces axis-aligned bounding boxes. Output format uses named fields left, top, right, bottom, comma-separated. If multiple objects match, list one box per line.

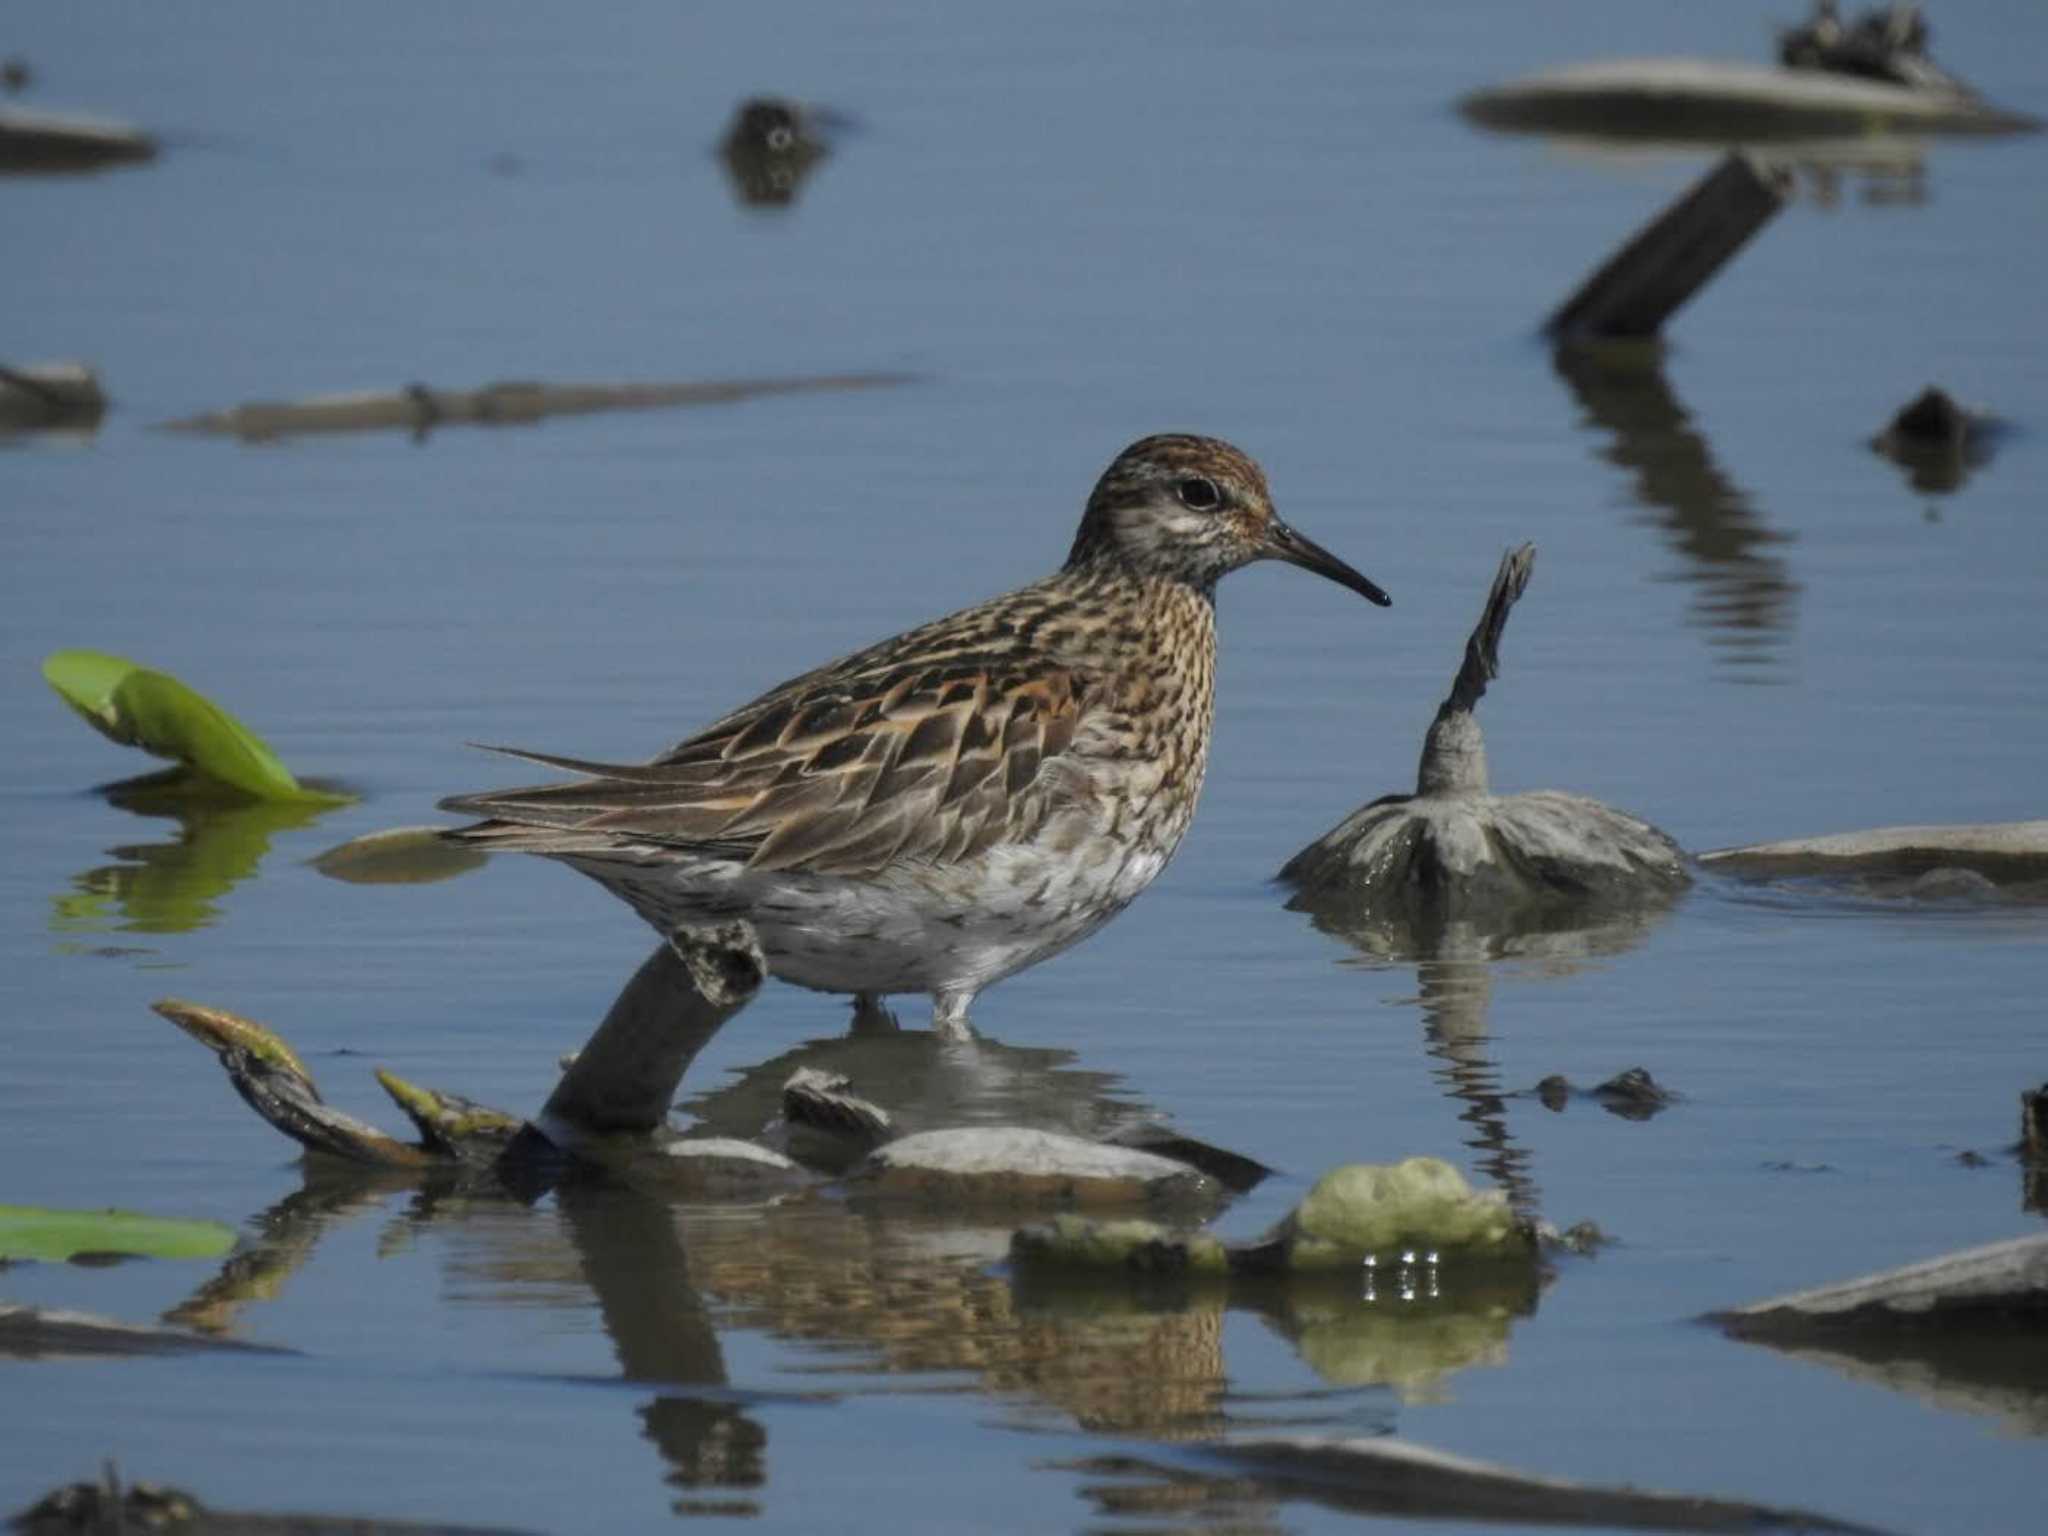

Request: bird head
left=1067, top=433, right=1389, bottom=605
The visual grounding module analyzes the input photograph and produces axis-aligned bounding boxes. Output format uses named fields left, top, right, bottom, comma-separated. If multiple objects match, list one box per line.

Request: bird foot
left=848, top=993, right=901, bottom=1036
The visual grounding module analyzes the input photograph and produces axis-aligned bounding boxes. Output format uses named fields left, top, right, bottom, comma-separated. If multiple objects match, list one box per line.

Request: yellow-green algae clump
left=1279, top=1157, right=1527, bottom=1269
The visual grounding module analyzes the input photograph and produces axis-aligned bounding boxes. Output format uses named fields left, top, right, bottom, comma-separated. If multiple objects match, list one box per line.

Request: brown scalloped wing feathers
left=448, top=659, right=1087, bottom=878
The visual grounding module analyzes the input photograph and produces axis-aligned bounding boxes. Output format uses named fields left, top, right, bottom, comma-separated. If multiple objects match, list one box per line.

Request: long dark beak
left=1261, top=518, right=1391, bottom=607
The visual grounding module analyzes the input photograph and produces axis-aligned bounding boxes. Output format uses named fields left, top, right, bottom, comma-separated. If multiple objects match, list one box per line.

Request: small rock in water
left=1591, top=1067, right=1677, bottom=1119
left=718, top=96, right=834, bottom=207
left=1702, top=820, right=2048, bottom=900
left=1708, top=1232, right=2048, bottom=1338
left=781, top=1066, right=894, bottom=1150
left=853, top=1127, right=1216, bottom=1209
left=642, top=1136, right=808, bottom=1198
left=1870, top=386, right=2002, bottom=494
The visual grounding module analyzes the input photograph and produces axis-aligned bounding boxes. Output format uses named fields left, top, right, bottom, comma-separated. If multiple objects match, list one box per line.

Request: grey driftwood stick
left=535, top=921, right=766, bottom=1143
left=1546, top=152, right=1790, bottom=342
left=157, top=372, right=912, bottom=442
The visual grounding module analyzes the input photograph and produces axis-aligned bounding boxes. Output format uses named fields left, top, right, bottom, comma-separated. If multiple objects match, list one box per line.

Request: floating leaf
left=41, top=649, right=348, bottom=804
left=309, top=825, right=487, bottom=885
left=0, top=1204, right=236, bottom=1264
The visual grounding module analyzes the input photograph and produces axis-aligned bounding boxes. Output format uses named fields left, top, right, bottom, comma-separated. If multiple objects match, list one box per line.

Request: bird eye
left=1175, top=476, right=1221, bottom=511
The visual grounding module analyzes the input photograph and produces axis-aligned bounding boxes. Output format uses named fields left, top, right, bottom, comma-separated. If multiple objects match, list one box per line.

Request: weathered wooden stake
left=535, top=922, right=765, bottom=1143
left=1546, top=152, right=1790, bottom=343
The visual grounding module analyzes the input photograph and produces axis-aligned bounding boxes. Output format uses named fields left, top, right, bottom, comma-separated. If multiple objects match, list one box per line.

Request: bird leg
left=930, top=990, right=976, bottom=1042
left=848, top=991, right=901, bottom=1036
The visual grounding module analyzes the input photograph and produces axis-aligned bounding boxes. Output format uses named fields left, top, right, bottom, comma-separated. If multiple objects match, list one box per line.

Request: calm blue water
left=5, top=2, right=2045, bottom=1531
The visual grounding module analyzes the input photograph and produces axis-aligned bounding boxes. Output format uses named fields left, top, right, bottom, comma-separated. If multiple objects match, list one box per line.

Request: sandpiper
left=442, top=434, right=1389, bottom=1037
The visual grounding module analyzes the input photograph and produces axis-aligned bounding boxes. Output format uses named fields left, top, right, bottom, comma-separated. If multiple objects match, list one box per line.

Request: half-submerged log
left=1281, top=545, right=1688, bottom=945
left=158, top=371, right=913, bottom=443
left=1547, top=153, right=1790, bottom=343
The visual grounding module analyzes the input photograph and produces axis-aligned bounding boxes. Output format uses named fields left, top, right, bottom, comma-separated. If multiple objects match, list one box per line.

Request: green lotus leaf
left=41, top=650, right=348, bottom=804
left=0, top=1204, right=237, bottom=1264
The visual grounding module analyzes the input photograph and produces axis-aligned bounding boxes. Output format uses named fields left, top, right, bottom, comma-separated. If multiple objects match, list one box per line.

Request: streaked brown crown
left=1065, top=434, right=1279, bottom=590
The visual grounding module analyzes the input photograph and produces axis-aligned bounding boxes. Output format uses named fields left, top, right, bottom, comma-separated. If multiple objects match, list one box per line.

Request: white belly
left=567, top=835, right=1174, bottom=1000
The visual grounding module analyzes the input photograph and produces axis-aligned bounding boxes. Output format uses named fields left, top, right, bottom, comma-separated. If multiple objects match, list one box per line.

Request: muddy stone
left=855, top=1128, right=1216, bottom=1208
left=1710, top=1232, right=2048, bottom=1337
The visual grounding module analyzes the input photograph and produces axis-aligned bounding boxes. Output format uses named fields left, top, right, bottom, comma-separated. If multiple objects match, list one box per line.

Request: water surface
left=5, top=3, right=2045, bottom=1531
